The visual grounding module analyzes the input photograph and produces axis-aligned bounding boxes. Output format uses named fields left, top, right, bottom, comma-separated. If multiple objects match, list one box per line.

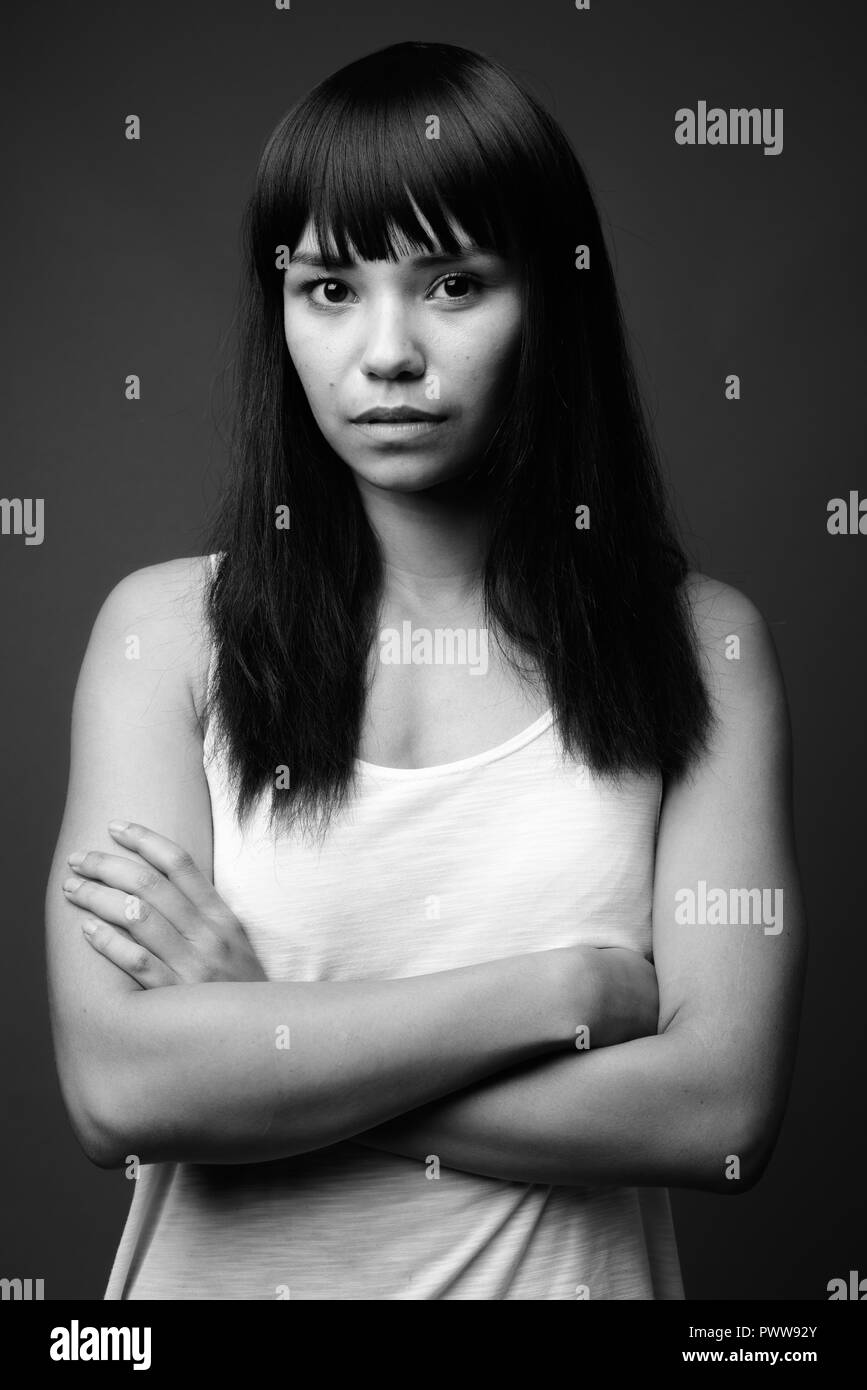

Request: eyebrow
left=287, top=248, right=498, bottom=270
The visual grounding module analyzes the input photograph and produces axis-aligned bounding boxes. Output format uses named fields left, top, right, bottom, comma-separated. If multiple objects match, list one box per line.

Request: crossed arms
left=45, top=560, right=806, bottom=1193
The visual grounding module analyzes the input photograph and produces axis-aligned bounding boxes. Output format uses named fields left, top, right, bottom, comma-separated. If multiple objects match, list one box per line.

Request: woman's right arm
left=46, top=560, right=654, bottom=1169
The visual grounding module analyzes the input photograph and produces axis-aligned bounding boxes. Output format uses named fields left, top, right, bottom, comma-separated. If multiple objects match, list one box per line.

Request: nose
left=358, top=297, right=426, bottom=380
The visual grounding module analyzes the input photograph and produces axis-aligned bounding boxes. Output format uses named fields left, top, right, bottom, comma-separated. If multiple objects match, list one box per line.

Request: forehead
left=292, top=199, right=478, bottom=263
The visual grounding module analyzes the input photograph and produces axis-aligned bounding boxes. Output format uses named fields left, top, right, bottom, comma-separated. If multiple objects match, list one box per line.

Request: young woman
left=45, top=40, right=806, bottom=1300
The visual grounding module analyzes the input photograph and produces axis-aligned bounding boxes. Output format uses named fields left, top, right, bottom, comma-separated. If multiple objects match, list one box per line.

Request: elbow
left=82, top=1127, right=128, bottom=1172
left=691, top=1098, right=781, bottom=1196
left=660, top=1026, right=790, bottom=1195
left=58, top=1065, right=143, bottom=1171
left=66, top=1091, right=130, bottom=1170
left=52, top=1007, right=169, bottom=1169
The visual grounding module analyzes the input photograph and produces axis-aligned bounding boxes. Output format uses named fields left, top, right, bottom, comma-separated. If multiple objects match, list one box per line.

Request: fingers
left=63, top=856, right=201, bottom=974
left=66, top=845, right=200, bottom=943
left=64, top=823, right=247, bottom=986
left=81, top=917, right=176, bottom=989
left=107, top=822, right=232, bottom=927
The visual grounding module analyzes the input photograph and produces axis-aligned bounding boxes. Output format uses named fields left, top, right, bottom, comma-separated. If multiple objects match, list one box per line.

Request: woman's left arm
left=353, top=577, right=808, bottom=1193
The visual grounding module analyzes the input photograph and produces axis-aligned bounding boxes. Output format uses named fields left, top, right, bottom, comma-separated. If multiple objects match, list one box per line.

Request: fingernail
left=108, top=821, right=129, bottom=834
left=67, top=851, right=85, bottom=867
left=63, top=876, right=83, bottom=892
left=80, top=919, right=97, bottom=937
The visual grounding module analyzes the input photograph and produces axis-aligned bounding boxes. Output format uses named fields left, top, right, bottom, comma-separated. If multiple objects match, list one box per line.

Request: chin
left=347, top=456, right=472, bottom=494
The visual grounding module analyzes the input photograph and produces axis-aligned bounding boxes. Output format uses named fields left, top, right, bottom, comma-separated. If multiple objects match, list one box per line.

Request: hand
left=62, top=821, right=267, bottom=988
left=590, top=946, right=660, bottom=1046
left=531, top=943, right=658, bottom=1051
left=538, top=944, right=659, bottom=1050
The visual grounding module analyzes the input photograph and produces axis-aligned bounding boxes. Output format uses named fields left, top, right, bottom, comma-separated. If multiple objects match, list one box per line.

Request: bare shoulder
left=87, top=555, right=213, bottom=728
left=680, top=569, right=767, bottom=630
left=679, top=568, right=790, bottom=744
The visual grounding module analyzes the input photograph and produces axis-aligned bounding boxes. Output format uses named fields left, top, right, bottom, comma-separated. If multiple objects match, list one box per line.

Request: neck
left=356, top=474, right=490, bottom=608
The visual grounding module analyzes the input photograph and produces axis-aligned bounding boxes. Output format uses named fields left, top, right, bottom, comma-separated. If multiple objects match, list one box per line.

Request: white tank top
left=104, top=554, right=683, bottom=1300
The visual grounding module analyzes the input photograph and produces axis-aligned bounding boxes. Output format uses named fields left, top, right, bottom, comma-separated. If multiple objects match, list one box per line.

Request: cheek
left=458, top=314, right=522, bottom=401
left=284, top=321, right=335, bottom=399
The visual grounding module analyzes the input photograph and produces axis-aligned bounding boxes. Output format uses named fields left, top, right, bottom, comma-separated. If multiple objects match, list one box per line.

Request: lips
left=351, top=406, right=446, bottom=423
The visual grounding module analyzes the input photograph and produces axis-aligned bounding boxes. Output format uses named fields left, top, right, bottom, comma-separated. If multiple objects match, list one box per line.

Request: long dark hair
left=202, top=39, right=715, bottom=840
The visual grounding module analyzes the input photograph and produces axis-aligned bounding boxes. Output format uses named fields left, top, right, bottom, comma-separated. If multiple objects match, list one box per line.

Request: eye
left=428, top=273, right=482, bottom=301
left=298, top=271, right=483, bottom=308
left=302, top=277, right=358, bottom=307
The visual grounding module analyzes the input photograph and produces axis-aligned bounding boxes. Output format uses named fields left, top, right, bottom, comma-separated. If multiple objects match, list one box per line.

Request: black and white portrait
left=2, top=0, right=863, bottom=1345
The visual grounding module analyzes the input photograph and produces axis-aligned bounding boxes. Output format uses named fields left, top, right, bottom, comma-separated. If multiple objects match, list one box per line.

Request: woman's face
left=282, top=210, right=523, bottom=493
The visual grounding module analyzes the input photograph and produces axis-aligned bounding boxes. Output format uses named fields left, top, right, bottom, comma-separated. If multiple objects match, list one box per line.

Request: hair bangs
left=253, top=52, right=533, bottom=278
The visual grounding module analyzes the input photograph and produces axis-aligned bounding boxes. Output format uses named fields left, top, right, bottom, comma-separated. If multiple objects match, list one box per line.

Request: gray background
left=2, top=0, right=863, bottom=1299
